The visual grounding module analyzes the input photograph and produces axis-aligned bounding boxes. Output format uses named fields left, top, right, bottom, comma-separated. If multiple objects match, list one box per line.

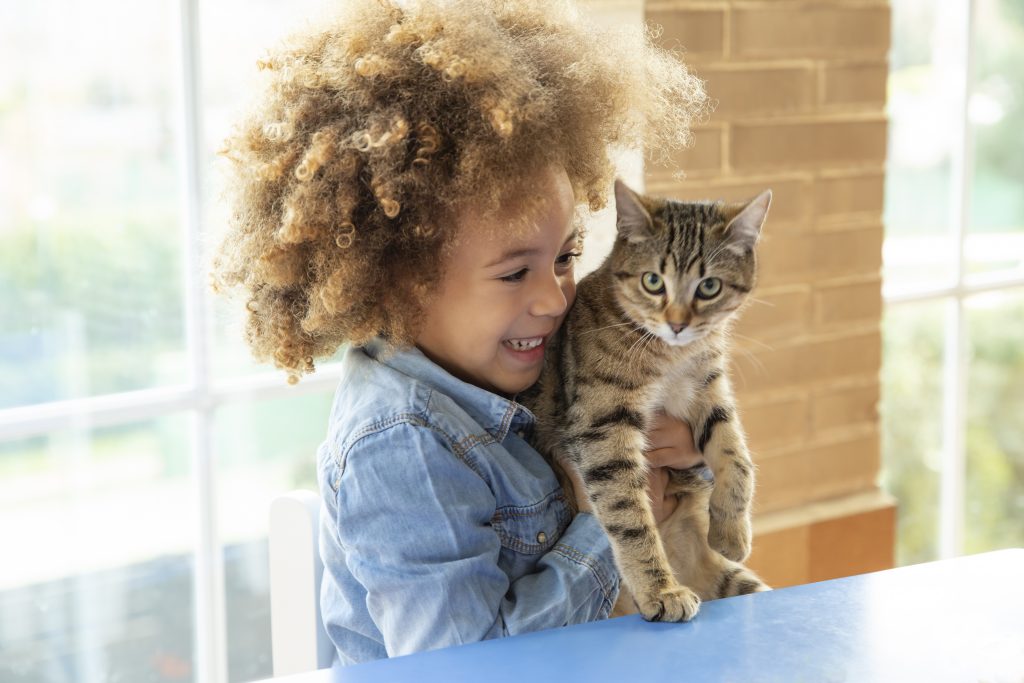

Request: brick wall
left=642, top=0, right=895, bottom=586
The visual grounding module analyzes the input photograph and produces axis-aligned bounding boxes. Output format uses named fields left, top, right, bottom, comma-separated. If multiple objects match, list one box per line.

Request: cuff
left=551, top=512, right=621, bottom=614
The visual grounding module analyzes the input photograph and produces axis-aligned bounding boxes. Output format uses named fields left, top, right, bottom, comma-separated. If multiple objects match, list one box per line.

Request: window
left=883, top=0, right=1024, bottom=565
left=0, top=1, right=341, bottom=682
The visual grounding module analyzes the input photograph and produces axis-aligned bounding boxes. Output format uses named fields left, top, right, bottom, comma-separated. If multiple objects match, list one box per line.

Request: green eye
left=641, top=272, right=665, bottom=295
left=696, top=277, right=722, bottom=299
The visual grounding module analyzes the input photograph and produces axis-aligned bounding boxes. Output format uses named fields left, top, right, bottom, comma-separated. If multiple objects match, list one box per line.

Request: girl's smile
left=501, top=335, right=549, bottom=365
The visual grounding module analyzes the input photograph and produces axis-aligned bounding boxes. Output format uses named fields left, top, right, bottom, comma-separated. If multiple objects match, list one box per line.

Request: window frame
left=882, top=0, right=1024, bottom=562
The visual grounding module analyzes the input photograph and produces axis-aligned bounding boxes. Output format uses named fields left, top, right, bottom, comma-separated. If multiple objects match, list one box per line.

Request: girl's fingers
left=646, top=411, right=697, bottom=450
left=645, top=446, right=705, bottom=469
left=646, top=467, right=678, bottom=524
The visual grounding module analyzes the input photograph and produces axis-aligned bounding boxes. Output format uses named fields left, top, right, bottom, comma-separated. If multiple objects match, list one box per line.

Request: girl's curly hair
left=210, top=0, right=707, bottom=383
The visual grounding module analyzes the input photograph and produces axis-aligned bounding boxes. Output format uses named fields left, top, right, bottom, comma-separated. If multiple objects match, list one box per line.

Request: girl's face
left=415, top=164, right=580, bottom=397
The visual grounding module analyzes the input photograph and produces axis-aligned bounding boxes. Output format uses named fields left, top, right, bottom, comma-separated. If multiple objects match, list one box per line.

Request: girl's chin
left=491, top=366, right=543, bottom=398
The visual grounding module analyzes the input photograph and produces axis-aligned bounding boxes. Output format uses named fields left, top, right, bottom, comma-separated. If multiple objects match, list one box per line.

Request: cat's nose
left=669, top=321, right=687, bottom=334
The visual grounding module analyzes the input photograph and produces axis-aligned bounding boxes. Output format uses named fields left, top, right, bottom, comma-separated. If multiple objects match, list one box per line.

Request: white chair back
left=268, top=490, right=334, bottom=675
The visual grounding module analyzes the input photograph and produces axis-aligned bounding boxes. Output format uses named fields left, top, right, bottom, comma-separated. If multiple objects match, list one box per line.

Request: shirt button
left=536, top=531, right=547, bottom=544
left=516, top=429, right=526, bottom=438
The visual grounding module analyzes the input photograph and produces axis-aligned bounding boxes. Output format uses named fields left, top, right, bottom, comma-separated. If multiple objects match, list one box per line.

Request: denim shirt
left=316, top=339, right=620, bottom=666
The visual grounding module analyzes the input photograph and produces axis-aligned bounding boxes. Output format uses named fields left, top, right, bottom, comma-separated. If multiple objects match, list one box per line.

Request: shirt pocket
left=491, top=490, right=571, bottom=556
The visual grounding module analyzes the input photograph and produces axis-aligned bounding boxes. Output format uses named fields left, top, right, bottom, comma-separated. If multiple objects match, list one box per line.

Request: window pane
left=213, top=390, right=334, bottom=683
left=883, top=0, right=961, bottom=294
left=0, top=414, right=196, bottom=682
left=881, top=301, right=947, bottom=565
left=965, top=289, right=1024, bottom=554
left=966, top=0, right=1024, bottom=280
left=0, top=1, right=187, bottom=409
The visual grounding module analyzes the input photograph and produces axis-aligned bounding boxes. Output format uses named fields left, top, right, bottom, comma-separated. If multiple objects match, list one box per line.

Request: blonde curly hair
left=211, top=0, right=707, bottom=383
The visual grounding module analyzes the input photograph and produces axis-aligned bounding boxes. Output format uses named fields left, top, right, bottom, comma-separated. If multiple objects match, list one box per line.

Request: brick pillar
left=644, top=0, right=896, bottom=587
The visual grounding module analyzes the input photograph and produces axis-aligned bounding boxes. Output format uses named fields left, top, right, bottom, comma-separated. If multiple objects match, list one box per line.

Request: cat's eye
left=696, top=277, right=722, bottom=299
left=641, top=272, right=665, bottom=295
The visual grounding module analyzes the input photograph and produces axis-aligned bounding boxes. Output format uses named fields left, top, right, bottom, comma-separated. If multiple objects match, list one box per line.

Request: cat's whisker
left=745, top=296, right=774, bottom=309
left=624, top=330, right=642, bottom=357
left=626, top=325, right=656, bottom=367
left=730, top=332, right=775, bottom=352
left=625, top=326, right=653, bottom=365
left=633, top=332, right=649, bottom=361
left=732, top=345, right=767, bottom=377
left=640, top=331, right=659, bottom=363
left=626, top=327, right=650, bottom=359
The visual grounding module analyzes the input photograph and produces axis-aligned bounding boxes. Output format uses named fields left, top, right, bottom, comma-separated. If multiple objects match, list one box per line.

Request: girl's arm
left=328, top=422, right=619, bottom=659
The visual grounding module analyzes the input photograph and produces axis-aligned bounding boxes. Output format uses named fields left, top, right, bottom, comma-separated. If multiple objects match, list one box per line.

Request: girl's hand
left=643, top=410, right=704, bottom=469
left=644, top=411, right=703, bottom=524
left=647, top=466, right=676, bottom=525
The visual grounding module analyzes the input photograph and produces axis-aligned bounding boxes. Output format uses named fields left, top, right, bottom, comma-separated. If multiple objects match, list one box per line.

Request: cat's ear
left=614, top=179, right=654, bottom=244
left=722, top=189, right=772, bottom=253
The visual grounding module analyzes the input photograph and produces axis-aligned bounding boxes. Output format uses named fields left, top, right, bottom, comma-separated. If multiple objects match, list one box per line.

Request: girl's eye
left=557, top=251, right=582, bottom=266
left=501, top=268, right=528, bottom=283
left=696, top=277, right=723, bottom=299
left=641, top=271, right=665, bottom=295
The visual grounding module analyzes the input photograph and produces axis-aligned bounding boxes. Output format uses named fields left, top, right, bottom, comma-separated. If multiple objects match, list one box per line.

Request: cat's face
left=610, top=180, right=771, bottom=347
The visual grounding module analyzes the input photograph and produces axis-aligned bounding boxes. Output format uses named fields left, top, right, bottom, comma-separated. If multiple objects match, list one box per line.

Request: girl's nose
left=530, top=272, right=569, bottom=318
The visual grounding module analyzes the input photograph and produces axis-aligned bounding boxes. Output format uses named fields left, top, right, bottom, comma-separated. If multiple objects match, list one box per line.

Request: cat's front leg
left=567, top=408, right=700, bottom=622
left=693, top=403, right=755, bottom=562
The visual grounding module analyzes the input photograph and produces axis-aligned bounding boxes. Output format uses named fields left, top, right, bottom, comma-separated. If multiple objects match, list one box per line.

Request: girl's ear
left=721, top=189, right=772, bottom=254
left=614, top=179, right=655, bottom=244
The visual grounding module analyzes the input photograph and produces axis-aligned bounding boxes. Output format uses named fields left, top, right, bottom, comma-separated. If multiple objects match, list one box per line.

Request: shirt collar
left=362, top=338, right=536, bottom=441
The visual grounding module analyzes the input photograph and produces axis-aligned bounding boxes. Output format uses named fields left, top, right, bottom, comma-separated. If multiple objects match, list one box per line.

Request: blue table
left=261, top=549, right=1024, bottom=682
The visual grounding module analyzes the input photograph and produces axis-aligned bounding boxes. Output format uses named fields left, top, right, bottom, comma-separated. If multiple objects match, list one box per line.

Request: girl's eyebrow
left=485, top=227, right=580, bottom=268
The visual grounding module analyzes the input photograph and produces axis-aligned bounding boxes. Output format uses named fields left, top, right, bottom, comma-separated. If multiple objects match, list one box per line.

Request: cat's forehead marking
left=662, top=199, right=730, bottom=284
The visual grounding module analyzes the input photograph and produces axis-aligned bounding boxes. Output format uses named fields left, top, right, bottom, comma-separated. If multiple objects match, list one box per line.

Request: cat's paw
left=635, top=583, right=701, bottom=623
left=709, top=513, right=752, bottom=562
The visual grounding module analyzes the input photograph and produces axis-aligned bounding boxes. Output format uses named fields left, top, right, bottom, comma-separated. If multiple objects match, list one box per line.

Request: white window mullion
left=939, top=297, right=967, bottom=559
left=0, top=369, right=342, bottom=442
left=174, top=0, right=226, bottom=680
left=938, top=0, right=977, bottom=560
left=884, top=272, right=1024, bottom=305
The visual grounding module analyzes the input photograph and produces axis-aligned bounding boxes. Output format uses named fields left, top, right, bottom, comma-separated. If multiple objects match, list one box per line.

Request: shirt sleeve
left=329, top=421, right=620, bottom=658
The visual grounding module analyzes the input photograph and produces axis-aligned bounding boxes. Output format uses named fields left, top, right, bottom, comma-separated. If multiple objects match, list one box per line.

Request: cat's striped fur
left=520, top=180, right=771, bottom=622
left=611, top=466, right=767, bottom=617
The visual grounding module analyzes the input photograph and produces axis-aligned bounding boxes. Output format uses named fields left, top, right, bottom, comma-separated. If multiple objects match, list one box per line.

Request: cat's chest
left=650, top=350, right=714, bottom=417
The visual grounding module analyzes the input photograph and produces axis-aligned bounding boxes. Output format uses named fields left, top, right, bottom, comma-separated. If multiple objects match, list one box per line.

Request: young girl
left=212, top=0, right=707, bottom=666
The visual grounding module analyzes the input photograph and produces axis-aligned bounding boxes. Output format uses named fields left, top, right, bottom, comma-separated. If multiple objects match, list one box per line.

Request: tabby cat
left=519, top=180, right=771, bottom=622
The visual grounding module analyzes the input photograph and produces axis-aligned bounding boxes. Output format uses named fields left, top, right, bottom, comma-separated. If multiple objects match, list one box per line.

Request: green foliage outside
left=882, top=295, right=1024, bottom=566
left=0, top=209, right=186, bottom=409
left=964, top=297, right=1024, bottom=554
left=881, top=303, right=944, bottom=566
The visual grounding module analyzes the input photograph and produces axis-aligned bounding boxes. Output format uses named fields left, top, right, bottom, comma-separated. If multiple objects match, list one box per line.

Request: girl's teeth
left=505, top=338, right=542, bottom=351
